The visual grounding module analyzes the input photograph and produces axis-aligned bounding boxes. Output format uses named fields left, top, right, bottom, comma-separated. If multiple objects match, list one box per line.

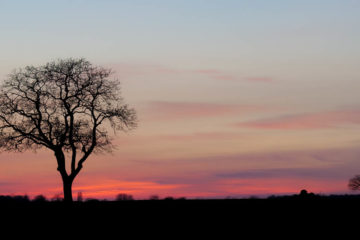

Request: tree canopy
left=0, top=58, right=137, bottom=201
left=348, top=175, right=360, bottom=191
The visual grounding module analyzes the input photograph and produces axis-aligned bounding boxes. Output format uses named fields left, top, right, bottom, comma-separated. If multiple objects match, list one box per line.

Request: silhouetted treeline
left=2, top=189, right=360, bottom=229
left=2, top=189, right=360, bottom=204
left=0, top=195, right=30, bottom=203
left=2, top=192, right=357, bottom=237
left=267, top=189, right=360, bottom=200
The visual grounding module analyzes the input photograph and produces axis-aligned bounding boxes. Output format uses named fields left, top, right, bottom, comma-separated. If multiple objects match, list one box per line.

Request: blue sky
left=1, top=0, right=359, bottom=65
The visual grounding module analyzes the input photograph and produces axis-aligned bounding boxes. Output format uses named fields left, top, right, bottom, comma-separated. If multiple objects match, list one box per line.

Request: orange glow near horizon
left=0, top=175, right=350, bottom=200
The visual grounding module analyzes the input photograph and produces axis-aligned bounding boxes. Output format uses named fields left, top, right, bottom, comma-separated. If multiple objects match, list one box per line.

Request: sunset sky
left=1, top=0, right=360, bottom=200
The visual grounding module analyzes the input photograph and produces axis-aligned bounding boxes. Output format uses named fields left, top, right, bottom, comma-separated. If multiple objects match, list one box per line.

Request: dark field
left=2, top=194, right=360, bottom=217
left=1, top=195, right=359, bottom=235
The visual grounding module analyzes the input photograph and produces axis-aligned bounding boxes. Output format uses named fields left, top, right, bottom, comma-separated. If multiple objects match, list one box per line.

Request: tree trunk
left=63, top=178, right=74, bottom=203
left=55, top=148, right=74, bottom=203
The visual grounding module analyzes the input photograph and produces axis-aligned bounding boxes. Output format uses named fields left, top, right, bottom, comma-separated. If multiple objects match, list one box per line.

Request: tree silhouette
left=115, top=193, right=134, bottom=201
left=0, top=58, right=137, bottom=202
left=33, top=195, right=47, bottom=202
left=348, top=175, right=360, bottom=191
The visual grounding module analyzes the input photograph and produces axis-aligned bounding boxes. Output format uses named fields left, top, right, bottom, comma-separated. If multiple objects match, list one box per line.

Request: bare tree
left=348, top=175, right=360, bottom=191
left=0, top=58, right=137, bottom=202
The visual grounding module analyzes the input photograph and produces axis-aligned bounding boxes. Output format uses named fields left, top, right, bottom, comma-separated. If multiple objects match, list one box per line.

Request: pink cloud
left=116, top=131, right=247, bottom=146
left=191, top=69, right=238, bottom=81
left=213, top=75, right=237, bottom=81
left=158, top=132, right=243, bottom=141
left=142, top=101, right=266, bottom=120
left=236, top=109, right=360, bottom=129
left=192, top=69, right=222, bottom=75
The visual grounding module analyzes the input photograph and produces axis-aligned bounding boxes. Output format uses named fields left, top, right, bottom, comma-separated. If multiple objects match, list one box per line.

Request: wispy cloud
left=141, top=101, right=267, bottom=121
left=155, top=132, right=245, bottom=141
left=216, top=167, right=347, bottom=180
left=147, top=101, right=247, bottom=118
left=108, top=63, right=273, bottom=83
left=244, top=77, right=273, bottom=82
left=115, top=131, right=248, bottom=147
left=0, top=181, right=16, bottom=187
left=236, top=109, right=360, bottom=130
left=191, top=69, right=238, bottom=81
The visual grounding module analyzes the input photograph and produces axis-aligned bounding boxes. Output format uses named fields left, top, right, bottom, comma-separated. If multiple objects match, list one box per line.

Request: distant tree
left=164, top=196, right=174, bottom=200
left=298, top=189, right=316, bottom=199
left=149, top=195, right=159, bottom=200
left=0, top=58, right=137, bottom=202
left=177, top=197, right=186, bottom=200
left=51, top=193, right=63, bottom=202
left=300, top=189, right=309, bottom=196
left=77, top=192, right=83, bottom=202
left=115, top=193, right=134, bottom=201
left=348, top=175, right=360, bottom=190
left=33, top=195, right=47, bottom=202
